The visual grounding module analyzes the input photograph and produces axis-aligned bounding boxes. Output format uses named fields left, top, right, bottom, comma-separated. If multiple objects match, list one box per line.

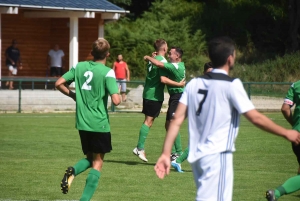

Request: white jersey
left=48, top=49, right=64, bottom=67
left=180, top=69, right=255, bottom=163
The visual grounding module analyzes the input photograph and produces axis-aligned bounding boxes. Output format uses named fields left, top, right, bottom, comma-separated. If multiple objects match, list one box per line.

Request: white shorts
left=191, top=152, right=233, bottom=201
left=8, top=65, right=17, bottom=75
left=117, top=79, right=127, bottom=92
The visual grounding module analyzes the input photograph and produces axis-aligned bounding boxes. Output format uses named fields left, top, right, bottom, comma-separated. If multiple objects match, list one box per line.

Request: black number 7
left=196, top=89, right=208, bottom=115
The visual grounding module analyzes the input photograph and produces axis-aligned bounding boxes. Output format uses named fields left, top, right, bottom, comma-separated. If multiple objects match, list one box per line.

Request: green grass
left=0, top=112, right=300, bottom=201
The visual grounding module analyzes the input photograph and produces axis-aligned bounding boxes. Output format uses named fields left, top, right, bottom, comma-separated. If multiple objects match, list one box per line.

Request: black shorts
left=79, top=130, right=112, bottom=154
left=50, top=67, right=63, bottom=77
left=166, top=93, right=182, bottom=121
left=142, top=99, right=163, bottom=118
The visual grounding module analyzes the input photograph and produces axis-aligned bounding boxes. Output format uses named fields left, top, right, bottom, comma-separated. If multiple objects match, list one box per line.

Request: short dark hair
left=208, top=36, right=235, bottom=68
left=171, top=47, right=183, bottom=58
left=153, top=39, right=167, bottom=51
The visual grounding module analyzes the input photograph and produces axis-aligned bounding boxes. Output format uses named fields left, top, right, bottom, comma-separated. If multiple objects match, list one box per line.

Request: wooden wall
left=1, top=10, right=101, bottom=77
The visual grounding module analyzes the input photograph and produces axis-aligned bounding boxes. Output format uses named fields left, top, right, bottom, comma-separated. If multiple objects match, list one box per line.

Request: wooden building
left=0, top=0, right=127, bottom=86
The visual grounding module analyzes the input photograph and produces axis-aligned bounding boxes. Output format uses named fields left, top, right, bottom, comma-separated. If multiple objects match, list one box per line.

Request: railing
left=0, top=77, right=145, bottom=113
left=0, top=77, right=293, bottom=113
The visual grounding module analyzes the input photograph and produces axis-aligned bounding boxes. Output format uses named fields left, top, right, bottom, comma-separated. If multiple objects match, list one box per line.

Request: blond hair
left=91, top=38, right=110, bottom=60
left=153, top=39, right=167, bottom=52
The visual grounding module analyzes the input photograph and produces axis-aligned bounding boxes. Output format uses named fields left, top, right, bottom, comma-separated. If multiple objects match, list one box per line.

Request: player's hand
left=179, top=78, right=186, bottom=87
left=69, top=90, right=76, bottom=102
left=285, top=130, right=300, bottom=145
left=143, top=55, right=150, bottom=61
left=154, top=154, right=170, bottom=179
left=152, top=52, right=157, bottom=57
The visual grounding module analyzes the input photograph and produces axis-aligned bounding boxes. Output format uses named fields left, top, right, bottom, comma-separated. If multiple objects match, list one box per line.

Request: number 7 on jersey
left=196, top=89, right=208, bottom=115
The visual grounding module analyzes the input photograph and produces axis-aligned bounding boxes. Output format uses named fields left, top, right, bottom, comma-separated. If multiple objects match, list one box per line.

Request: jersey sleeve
left=163, top=63, right=174, bottom=71
left=159, top=67, right=169, bottom=77
left=230, top=79, right=255, bottom=114
left=62, top=66, right=75, bottom=84
left=284, top=83, right=295, bottom=106
left=105, top=69, right=119, bottom=95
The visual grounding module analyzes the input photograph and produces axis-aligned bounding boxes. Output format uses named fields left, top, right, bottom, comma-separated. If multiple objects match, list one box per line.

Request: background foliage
left=106, top=0, right=300, bottom=81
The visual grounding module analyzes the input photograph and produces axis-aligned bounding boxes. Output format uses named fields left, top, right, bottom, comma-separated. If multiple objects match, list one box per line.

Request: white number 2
left=81, top=71, right=93, bottom=90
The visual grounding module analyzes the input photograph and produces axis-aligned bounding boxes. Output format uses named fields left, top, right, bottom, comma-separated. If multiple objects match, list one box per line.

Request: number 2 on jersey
left=196, top=89, right=208, bottom=115
left=81, top=71, right=93, bottom=90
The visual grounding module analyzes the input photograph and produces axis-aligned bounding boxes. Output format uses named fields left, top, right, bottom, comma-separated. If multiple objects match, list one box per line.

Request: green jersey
left=143, top=55, right=168, bottom=101
left=63, top=61, right=119, bottom=132
left=284, top=80, right=300, bottom=131
left=162, top=62, right=185, bottom=95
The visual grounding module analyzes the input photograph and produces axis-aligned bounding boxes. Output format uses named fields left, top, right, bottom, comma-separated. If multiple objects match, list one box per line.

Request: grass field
left=0, top=112, right=300, bottom=201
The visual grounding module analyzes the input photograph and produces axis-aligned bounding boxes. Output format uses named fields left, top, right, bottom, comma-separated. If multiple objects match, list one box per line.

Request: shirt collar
left=211, top=68, right=228, bottom=75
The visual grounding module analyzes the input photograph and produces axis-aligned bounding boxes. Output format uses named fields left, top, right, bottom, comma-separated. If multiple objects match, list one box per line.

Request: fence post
left=18, top=81, right=22, bottom=113
left=247, top=83, right=251, bottom=100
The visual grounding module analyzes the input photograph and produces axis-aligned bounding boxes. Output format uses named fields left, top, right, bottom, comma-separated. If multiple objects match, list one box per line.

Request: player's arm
left=160, top=76, right=185, bottom=87
left=281, top=103, right=293, bottom=126
left=243, top=109, right=300, bottom=144
left=5, top=50, right=14, bottom=65
left=125, top=63, right=130, bottom=81
left=281, top=85, right=295, bottom=126
left=144, top=55, right=164, bottom=68
left=55, top=77, right=76, bottom=101
left=155, top=102, right=187, bottom=179
left=111, top=93, right=121, bottom=106
left=112, top=62, right=116, bottom=71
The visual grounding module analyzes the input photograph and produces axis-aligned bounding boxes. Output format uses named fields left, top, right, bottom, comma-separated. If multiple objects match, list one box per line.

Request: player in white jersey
left=154, top=36, right=300, bottom=201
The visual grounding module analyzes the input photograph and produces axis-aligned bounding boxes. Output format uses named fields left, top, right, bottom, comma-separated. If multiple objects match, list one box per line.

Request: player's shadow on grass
left=104, top=159, right=156, bottom=166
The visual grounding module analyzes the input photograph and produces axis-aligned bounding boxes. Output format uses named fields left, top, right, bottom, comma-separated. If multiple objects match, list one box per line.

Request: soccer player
left=281, top=81, right=300, bottom=174
left=133, top=39, right=185, bottom=162
left=170, top=62, right=214, bottom=173
left=144, top=47, right=186, bottom=162
left=55, top=38, right=120, bottom=201
left=154, top=36, right=300, bottom=201
left=265, top=80, right=300, bottom=201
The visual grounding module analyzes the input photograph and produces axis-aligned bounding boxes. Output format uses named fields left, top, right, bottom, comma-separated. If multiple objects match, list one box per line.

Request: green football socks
left=174, top=132, right=182, bottom=154
left=73, top=158, right=91, bottom=176
left=176, top=147, right=189, bottom=163
left=274, top=175, right=300, bottom=199
left=80, top=168, right=101, bottom=201
left=137, top=124, right=150, bottom=150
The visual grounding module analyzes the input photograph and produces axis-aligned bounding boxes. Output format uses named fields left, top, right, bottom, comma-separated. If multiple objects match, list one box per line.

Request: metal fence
left=0, top=77, right=292, bottom=113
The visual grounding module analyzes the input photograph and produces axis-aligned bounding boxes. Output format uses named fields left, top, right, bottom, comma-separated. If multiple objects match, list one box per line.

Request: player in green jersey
left=55, top=38, right=120, bottom=201
left=133, top=39, right=185, bottom=162
left=266, top=80, right=300, bottom=200
left=144, top=47, right=186, bottom=161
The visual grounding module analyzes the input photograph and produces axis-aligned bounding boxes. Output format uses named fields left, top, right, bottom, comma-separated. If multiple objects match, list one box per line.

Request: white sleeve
left=48, top=50, right=52, bottom=56
left=61, top=50, right=65, bottom=57
left=230, top=79, right=255, bottom=114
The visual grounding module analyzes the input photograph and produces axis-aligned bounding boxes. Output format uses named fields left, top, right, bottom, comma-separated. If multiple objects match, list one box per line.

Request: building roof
left=0, top=0, right=127, bottom=13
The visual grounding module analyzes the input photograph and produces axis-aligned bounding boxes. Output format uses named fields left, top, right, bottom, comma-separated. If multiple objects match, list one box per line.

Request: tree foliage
left=105, top=0, right=207, bottom=78
left=107, top=0, right=298, bottom=78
